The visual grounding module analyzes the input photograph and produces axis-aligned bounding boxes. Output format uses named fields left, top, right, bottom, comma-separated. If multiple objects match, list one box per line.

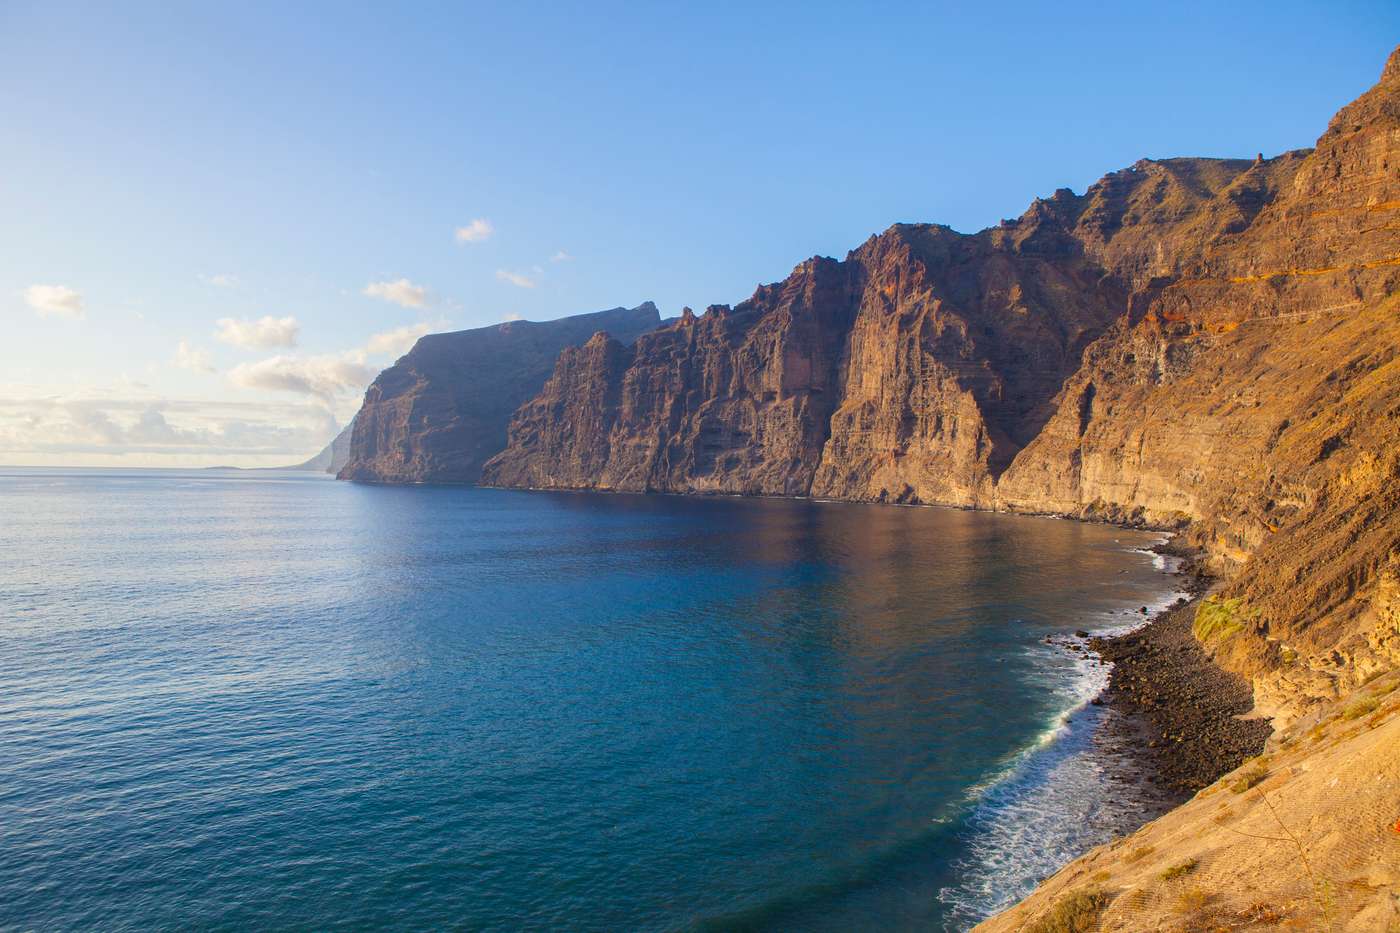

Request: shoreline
left=1088, top=542, right=1272, bottom=801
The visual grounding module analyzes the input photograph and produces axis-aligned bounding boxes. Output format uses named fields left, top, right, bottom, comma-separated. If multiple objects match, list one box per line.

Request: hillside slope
left=974, top=668, right=1400, bottom=931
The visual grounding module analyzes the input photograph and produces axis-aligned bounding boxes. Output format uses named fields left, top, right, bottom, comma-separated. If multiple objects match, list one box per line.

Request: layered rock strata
left=483, top=50, right=1400, bottom=730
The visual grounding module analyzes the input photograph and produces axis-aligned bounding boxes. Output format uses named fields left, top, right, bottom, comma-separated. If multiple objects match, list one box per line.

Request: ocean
left=0, top=468, right=1184, bottom=931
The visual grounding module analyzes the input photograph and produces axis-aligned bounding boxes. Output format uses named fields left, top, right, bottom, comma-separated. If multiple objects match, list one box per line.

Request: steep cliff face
left=485, top=49, right=1400, bottom=727
left=482, top=170, right=1268, bottom=501
left=483, top=259, right=856, bottom=494
left=999, top=49, right=1400, bottom=721
left=337, top=303, right=660, bottom=483
left=482, top=159, right=1300, bottom=504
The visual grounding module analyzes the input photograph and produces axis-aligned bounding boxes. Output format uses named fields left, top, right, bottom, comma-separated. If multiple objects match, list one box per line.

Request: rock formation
left=337, top=303, right=660, bottom=483
left=483, top=49, right=1400, bottom=731
left=336, top=48, right=1400, bottom=928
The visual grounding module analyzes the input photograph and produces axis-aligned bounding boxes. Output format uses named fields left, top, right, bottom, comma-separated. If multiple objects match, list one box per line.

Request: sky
left=2, top=1, right=1396, bottom=467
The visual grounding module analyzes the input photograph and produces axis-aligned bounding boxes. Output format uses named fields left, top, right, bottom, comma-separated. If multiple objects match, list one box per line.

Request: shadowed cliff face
left=337, top=303, right=660, bottom=483
left=485, top=48, right=1400, bottom=723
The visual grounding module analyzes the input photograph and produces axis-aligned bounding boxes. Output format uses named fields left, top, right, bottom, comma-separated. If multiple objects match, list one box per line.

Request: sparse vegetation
left=1122, top=844, right=1154, bottom=864
left=1175, top=886, right=1209, bottom=913
left=1342, top=696, right=1380, bottom=720
left=1230, top=759, right=1269, bottom=793
left=1025, top=887, right=1111, bottom=933
left=1238, top=900, right=1288, bottom=925
left=1193, top=596, right=1255, bottom=642
left=1160, top=858, right=1199, bottom=881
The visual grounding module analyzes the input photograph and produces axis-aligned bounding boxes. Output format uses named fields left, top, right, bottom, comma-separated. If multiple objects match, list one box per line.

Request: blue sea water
left=0, top=468, right=1185, bottom=931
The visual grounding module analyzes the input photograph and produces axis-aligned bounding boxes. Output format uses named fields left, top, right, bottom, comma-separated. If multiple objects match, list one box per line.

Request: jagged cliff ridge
left=481, top=155, right=1311, bottom=502
left=338, top=303, right=660, bottom=483
left=484, top=50, right=1400, bottom=730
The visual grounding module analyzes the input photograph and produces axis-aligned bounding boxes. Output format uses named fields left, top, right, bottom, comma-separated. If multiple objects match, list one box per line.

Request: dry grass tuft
left=1174, top=886, right=1209, bottom=913
left=1025, top=887, right=1111, bottom=933
left=1160, top=858, right=1200, bottom=881
left=1122, top=844, right=1155, bottom=864
left=1343, top=696, right=1380, bottom=720
left=1230, top=760, right=1269, bottom=794
left=1237, top=900, right=1288, bottom=924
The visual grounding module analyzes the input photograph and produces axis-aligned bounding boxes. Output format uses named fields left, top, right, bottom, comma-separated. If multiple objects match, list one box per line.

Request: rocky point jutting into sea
left=334, top=47, right=1400, bottom=928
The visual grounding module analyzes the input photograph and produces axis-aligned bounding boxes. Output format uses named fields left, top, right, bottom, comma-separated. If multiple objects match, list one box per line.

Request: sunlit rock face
left=484, top=49, right=1400, bottom=722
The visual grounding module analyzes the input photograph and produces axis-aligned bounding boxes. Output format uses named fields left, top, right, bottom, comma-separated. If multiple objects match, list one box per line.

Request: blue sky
left=2, top=1, right=1396, bottom=465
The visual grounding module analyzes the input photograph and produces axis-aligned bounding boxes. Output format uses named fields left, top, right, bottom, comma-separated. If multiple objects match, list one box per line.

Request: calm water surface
left=0, top=469, right=1182, bottom=931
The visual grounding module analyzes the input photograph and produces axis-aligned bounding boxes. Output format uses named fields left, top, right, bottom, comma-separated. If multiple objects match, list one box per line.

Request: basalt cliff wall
left=337, top=303, right=660, bottom=484
left=483, top=50, right=1400, bottom=732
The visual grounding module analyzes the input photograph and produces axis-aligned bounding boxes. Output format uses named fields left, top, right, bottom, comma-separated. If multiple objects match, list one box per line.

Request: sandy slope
left=975, top=669, right=1400, bottom=931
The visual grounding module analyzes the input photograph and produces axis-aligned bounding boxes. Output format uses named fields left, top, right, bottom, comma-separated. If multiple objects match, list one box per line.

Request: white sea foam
left=935, top=550, right=1186, bottom=929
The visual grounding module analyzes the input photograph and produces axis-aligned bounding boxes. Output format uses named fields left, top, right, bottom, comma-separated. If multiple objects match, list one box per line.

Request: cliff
left=337, top=303, right=660, bottom=483
left=481, top=157, right=1310, bottom=505
left=479, top=48, right=1400, bottom=926
left=484, top=50, right=1400, bottom=727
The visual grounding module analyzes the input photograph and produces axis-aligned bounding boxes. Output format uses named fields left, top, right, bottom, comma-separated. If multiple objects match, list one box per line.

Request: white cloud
left=550, top=250, right=573, bottom=263
left=0, top=392, right=349, bottom=465
left=454, top=218, right=494, bottom=243
left=174, top=341, right=216, bottom=373
left=215, top=315, right=300, bottom=349
left=365, top=322, right=432, bottom=357
left=501, top=313, right=524, bottom=323
left=229, top=353, right=375, bottom=403
left=0, top=398, right=338, bottom=458
left=496, top=269, right=537, bottom=289
left=24, top=284, right=84, bottom=319
left=201, top=273, right=239, bottom=288
left=363, top=278, right=428, bottom=308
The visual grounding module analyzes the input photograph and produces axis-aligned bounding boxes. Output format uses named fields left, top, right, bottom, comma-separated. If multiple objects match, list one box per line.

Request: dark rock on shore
left=1092, top=596, right=1272, bottom=797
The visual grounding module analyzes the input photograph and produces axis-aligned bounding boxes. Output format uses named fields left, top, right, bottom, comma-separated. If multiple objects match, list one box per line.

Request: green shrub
left=1026, top=887, right=1111, bottom=933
